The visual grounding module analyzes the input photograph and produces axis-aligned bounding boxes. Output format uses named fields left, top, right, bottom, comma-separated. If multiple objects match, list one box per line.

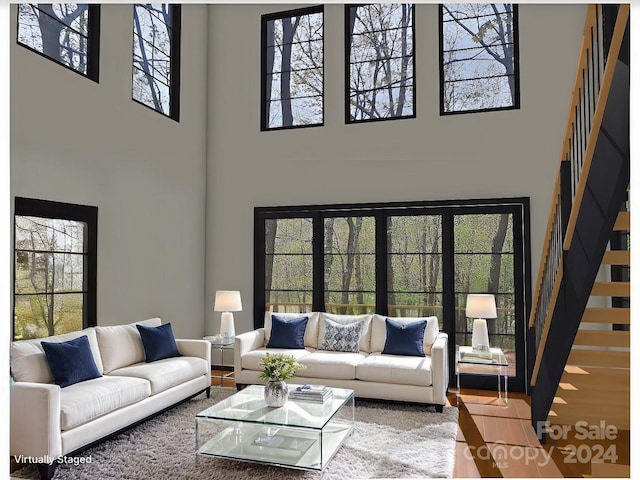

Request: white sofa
left=10, top=318, right=211, bottom=479
left=234, top=312, right=449, bottom=409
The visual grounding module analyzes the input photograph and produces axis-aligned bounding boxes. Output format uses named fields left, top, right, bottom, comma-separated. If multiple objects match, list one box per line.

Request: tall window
left=13, top=198, right=97, bottom=340
left=346, top=4, right=415, bottom=123
left=261, top=6, right=324, bottom=131
left=440, top=3, right=519, bottom=114
left=132, top=4, right=181, bottom=120
left=17, top=4, right=100, bottom=81
left=256, top=199, right=530, bottom=391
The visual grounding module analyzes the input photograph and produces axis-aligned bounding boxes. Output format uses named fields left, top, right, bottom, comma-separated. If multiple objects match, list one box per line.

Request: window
left=255, top=199, right=530, bottom=391
left=346, top=4, right=415, bottom=123
left=17, top=3, right=100, bottom=81
left=13, top=198, right=97, bottom=340
left=261, top=6, right=324, bottom=131
left=132, top=4, right=181, bottom=120
left=440, top=3, right=519, bottom=114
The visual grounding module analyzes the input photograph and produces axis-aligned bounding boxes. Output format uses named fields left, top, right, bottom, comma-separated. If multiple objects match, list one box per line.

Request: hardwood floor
left=214, top=371, right=631, bottom=478
left=450, top=389, right=630, bottom=478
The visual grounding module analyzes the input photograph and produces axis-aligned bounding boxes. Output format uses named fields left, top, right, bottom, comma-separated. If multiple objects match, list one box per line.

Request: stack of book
left=459, top=346, right=494, bottom=362
left=288, top=384, right=332, bottom=403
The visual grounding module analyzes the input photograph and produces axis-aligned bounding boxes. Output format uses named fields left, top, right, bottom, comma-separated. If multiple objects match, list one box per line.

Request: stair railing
left=529, top=4, right=629, bottom=387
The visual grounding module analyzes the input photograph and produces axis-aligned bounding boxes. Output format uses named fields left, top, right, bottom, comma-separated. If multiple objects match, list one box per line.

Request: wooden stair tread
left=567, top=349, right=629, bottom=368
left=601, top=250, right=630, bottom=265
left=613, top=211, right=630, bottom=231
left=591, top=281, right=630, bottom=297
left=574, top=329, right=630, bottom=348
left=561, top=366, right=630, bottom=390
left=582, top=307, right=630, bottom=324
left=588, top=463, right=630, bottom=478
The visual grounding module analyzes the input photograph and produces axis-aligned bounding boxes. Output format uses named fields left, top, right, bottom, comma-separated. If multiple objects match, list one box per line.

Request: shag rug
left=12, top=388, right=458, bottom=479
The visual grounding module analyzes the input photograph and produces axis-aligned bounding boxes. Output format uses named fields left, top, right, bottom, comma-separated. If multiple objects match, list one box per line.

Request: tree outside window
left=132, top=4, right=181, bottom=120
left=262, top=6, right=324, bottom=130
left=347, top=4, right=415, bottom=123
left=13, top=198, right=97, bottom=340
left=17, top=3, right=100, bottom=81
left=440, top=3, right=519, bottom=114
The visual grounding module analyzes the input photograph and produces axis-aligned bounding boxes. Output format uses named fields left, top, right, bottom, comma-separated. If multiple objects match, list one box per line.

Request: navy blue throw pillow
left=136, top=323, right=182, bottom=362
left=266, top=315, right=309, bottom=349
left=41, top=335, right=102, bottom=388
left=382, top=318, right=427, bottom=357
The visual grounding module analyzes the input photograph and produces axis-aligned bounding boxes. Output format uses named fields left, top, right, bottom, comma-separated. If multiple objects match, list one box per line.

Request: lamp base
left=220, top=311, right=235, bottom=339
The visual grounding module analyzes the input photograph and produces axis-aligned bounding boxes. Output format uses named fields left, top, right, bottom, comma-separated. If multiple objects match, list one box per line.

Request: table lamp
left=466, top=294, right=497, bottom=354
left=214, top=290, right=242, bottom=339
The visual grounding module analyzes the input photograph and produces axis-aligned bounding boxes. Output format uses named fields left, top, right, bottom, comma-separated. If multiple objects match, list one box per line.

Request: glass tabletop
left=196, top=385, right=354, bottom=430
left=457, top=346, right=508, bottom=366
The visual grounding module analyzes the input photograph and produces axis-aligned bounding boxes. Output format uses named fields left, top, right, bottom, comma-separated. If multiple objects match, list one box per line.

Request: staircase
left=528, top=3, right=630, bottom=472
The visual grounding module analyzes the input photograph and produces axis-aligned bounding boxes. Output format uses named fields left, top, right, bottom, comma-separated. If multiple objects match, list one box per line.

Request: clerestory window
left=440, top=3, right=520, bottom=114
left=346, top=4, right=415, bottom=123
left=132, top=3, right=181, bottom=120
left=17, top=3, right=100, bottom=81
left=261, top=6, right=324, bottom=131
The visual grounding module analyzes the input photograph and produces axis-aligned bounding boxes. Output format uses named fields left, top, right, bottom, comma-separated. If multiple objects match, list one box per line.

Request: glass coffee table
left=196, top=385, right=354, bottom=471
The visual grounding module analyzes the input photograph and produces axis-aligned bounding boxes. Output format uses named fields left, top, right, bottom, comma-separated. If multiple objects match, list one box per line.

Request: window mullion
left=376, top=212, right=388, bottom=316
left=312, top=213, right=325, bottom=312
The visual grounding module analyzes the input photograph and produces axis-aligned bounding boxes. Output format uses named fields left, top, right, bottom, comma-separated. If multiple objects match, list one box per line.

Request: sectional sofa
left=10, top=318, right=211, bottom=479
left=234, top=312, right=449, bottom=410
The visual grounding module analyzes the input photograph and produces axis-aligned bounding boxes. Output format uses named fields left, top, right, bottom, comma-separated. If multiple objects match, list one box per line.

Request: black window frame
left=131, top=3, right=182, bottom=121
left=260, top=5, right=325, bottom=132
left=438, top=3, right=521, bottom=116
left=345, top=3, right=417, bottom=124
left=16, top=4, right=101, bottom=82
left=13, top=197, right=98, bottom=340
left=255, top=197, right=531, bottom=392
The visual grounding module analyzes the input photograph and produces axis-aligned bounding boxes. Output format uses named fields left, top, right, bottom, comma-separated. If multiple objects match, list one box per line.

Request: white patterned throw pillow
left=320, top=318, right=365, bottom=353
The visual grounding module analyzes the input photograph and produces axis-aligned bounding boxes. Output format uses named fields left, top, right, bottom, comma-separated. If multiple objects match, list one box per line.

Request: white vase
left=264, top=380, right=288, bottom=407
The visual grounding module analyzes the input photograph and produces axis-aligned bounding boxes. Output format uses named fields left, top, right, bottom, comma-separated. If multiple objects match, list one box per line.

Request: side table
left=456, top=345, right=508, bottom=405
left=204, top=338, right=234, bottom=386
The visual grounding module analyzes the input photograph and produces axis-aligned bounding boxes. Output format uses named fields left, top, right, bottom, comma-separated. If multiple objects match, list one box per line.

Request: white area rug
left=12, top=388, right=458, bottom=479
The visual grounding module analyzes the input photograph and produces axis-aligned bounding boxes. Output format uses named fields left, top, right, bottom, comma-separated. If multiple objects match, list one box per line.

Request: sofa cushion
left=241, top=348, right=312, bottom=372
left=11, top=327, right=104, bottom=384
left=59, top=375, right=151, bottom=430
left=96, top=318, right=162, bottom=373
left=356, top=353, right=433, bottom=387
left=108, top=356, right=208, bottom=396
left=298, top=351, right=367, bottom=380
left=382, top=318, right=427, bottom=357
left=320, top=318, right=366, bottom=353
left=266, top=315, right=308, bottom=349
left=319, top=313, right=372, bottom=353
left=371, top=315, right=439, bottom=355
left=41, top=335, right=103, bottom=387
left=264, top=311, right=320, bottom=349
left=136, top=323, right=181, bottom=362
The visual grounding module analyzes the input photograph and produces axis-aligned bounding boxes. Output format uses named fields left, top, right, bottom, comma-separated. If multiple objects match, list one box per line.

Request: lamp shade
left=465, top=294, right=497, bottom=319
left=214, top=290, right=242, bottom=312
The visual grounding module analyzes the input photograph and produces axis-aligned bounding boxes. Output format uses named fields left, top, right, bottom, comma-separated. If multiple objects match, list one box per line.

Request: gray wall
left=206, top=3, right=587, bottom=335
left=9, top=4, right=589, bottom=339
left=10, top=4, right=209, bottom=338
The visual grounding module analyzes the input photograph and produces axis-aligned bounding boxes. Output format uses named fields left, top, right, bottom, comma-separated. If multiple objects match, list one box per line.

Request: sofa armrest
left=176, top=339, right=211, bottom=385
left=176, top=339, right=210, bottom=363
left=234, top=328, right=265, bottom=375
left=430, top=333, right=449, bottom=406
left=10, top=382, right=62, bottom=459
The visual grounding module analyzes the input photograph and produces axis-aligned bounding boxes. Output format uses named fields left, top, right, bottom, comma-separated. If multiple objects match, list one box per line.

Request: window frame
left=255, top=197, right=531, bottom=392
left=438, top=3, right=521, bottom=116
left=16, top=4, right=101, bottom=82
left=13, top=197, right=98, bottom=340
left=131, top=3, right=182, bottom=121
left=260, top=5, right=325, bottom=132
left=345, top=3, right=417, bottom=124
